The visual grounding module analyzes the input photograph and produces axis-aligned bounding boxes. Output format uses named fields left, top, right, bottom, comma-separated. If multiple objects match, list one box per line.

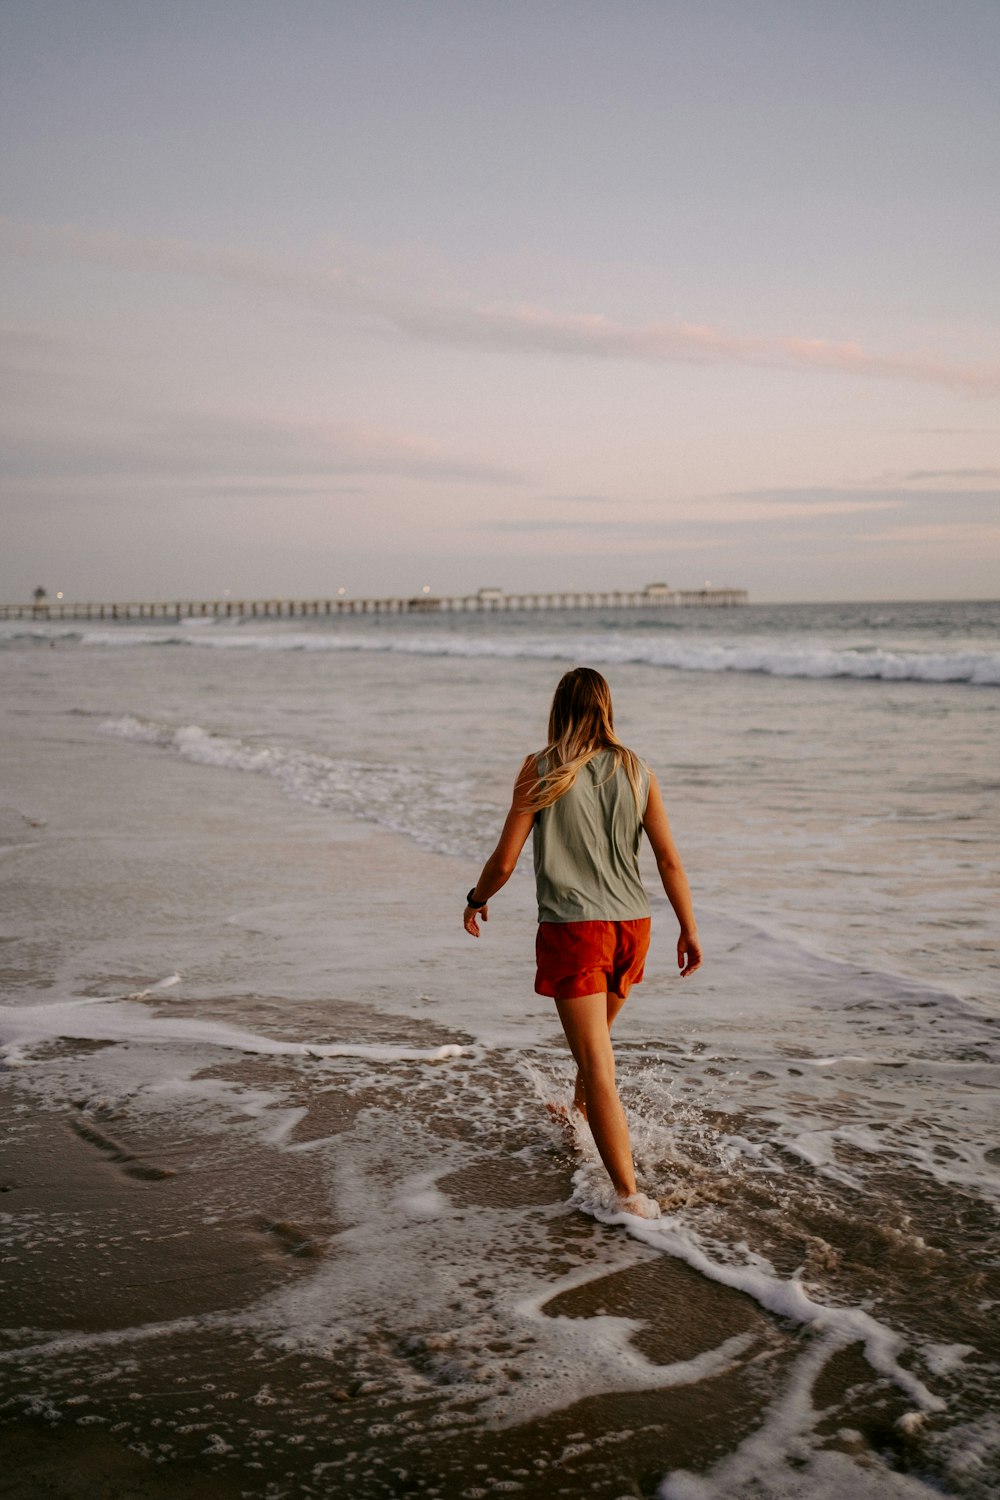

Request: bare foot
left=545, top=1100, right=578, bottom=1134
left=617, top=1191, right=661, bottom=1220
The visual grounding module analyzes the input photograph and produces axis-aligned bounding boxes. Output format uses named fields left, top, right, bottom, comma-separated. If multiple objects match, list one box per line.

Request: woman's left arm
left=463, top=756, right=537, bottom=936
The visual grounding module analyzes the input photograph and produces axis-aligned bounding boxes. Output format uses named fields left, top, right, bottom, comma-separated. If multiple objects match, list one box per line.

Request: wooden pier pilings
left=1, top=584, right=748, bottom=623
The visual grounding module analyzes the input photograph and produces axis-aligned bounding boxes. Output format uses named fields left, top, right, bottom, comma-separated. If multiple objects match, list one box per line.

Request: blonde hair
left=533, top=667, right=644, bottom=811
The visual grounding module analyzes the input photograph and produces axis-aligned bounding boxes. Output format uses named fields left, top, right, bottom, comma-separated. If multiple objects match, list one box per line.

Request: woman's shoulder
left=516, top=751, right=545, bottom=780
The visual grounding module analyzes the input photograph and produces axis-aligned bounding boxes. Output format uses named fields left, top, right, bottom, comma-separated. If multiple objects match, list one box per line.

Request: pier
left=2, top=582, right=748, bottom=623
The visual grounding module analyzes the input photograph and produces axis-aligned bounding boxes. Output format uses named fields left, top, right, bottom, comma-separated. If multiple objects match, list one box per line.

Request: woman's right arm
left=642, top=771, right=702, bottom=977
left=463, top=755, right=537, bottom=937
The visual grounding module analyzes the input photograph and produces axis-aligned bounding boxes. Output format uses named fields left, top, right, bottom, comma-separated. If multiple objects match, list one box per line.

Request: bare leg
left=556, top=991, right=636, bottom=1198
left=573, top=990, right=627, bottom=1116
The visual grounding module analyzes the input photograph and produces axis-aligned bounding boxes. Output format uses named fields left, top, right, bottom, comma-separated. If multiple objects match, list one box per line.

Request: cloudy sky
left=2, top=0, right=998, bottom=602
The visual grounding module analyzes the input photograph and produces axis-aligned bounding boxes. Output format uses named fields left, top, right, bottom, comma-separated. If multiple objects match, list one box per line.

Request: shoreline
left=1, top=674, right=996, bottom=1497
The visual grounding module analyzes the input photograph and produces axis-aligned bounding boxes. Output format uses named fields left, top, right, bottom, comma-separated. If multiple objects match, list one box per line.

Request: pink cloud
left=3, top=218, right=998, bottom=396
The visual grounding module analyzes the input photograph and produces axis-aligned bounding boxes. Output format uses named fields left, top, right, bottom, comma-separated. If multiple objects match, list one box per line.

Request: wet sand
left=1, top=705, right=993, bottom=1498
left=2, top=1066, right=921, bottom=1500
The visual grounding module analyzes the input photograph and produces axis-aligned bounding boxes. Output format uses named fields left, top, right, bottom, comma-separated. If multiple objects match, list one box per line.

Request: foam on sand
left=3, top=987, right=989, bottom=1495
left=567, top=1102, right=944, bottom=1408
left=659, top=1342, right=951, bottom=1499
left=228, top=1106, right=762, bottom=1431
left=561, top=1117, right=964, bottom=1500
left=0, top=994, right=472, bottom=1068
left=618, top=1204, right=941, bottom=1411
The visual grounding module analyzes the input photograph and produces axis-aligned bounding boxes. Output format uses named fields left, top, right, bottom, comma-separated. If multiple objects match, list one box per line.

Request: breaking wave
left=6, top=619, right=999, bottom=685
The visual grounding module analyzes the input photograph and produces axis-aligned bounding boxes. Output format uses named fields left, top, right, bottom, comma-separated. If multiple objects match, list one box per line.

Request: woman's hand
left=464, top=902, right=489, bottom=937
left=677, top=929, right=702, bottom=977
left=644, top=773, right=701, bottom=977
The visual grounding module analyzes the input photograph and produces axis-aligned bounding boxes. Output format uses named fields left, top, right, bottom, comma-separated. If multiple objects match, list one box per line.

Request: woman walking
left=463, top=667, right=702, bottom=1219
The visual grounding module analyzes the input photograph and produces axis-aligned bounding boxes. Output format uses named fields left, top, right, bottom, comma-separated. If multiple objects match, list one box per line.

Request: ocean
left=1, top=599, right=998, bottom=1498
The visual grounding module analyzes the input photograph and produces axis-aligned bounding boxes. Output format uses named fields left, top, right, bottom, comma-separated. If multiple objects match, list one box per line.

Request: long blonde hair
left=533, top=667, right=644, bottom=811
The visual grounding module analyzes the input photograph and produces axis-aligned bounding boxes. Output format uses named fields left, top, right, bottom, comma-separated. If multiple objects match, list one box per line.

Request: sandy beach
left=0, top=712, right=777, bottom=1498
left=0, top=717, right=760, bottom=1498
left=2, top=612, right=999, bottom=1498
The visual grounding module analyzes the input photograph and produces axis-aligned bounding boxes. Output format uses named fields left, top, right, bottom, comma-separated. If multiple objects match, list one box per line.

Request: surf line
left=0, top=1311, right=233, bottom=1367
left=0, top=998, right=473, bottom=1067
left=585, top=1182, right=943, bottom=1414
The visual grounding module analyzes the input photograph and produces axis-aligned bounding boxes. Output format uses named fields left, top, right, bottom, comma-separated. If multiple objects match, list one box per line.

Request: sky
left=1, top=0, right=998, bottom=603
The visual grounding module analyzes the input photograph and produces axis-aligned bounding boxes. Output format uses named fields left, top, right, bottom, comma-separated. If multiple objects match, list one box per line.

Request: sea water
left=1, top=600, right=998, bottom=1497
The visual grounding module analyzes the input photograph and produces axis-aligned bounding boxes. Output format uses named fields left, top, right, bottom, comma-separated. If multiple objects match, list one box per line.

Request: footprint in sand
left=255, top=1217, right=327, bottom=1259
left=67, top=1114, right=177, bottom=1182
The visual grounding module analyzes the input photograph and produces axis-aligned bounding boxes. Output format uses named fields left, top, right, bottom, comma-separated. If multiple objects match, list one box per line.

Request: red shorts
left=534, top=918, right=651, bottom=1002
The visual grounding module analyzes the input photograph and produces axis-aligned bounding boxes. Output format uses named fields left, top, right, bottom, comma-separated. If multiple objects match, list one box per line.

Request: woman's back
left=464, top=667, right=700, bottom=1215
left=532, top=749, right=650, bottom=923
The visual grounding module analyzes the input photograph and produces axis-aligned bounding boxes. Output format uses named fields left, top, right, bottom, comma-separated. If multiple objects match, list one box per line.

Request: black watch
left=466, top=888, right=487, bottom=908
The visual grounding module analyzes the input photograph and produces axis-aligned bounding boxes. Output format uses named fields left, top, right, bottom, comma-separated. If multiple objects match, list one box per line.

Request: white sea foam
left=0, top=996, right=473, bottom=1068
left=233, top=1110, right=765, bottom=1431
left=923, top=1342, right=976, bottom=1377
left=3, top=985, right=985, bottom=1491
left=524, top=1068, right=953, bottom=1479
left=0, top=1314, right=227, bottom=1367
left=574, top=1162, right=962, bottom=1498
left=88, top=628, right=1000, bottom=685
left=98, top=713, right=487, bottom=858
left=5, top=615, right=999, bottom=684
left=718, top=1133, right=776, bottom=1163
left=659, top=1365, right=949, bottom=1498
left=576, top=1171, right=942, bottom=1408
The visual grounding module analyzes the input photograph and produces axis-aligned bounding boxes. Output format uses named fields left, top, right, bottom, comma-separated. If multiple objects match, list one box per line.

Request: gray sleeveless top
left=533, top=749, right=651, bottom=923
